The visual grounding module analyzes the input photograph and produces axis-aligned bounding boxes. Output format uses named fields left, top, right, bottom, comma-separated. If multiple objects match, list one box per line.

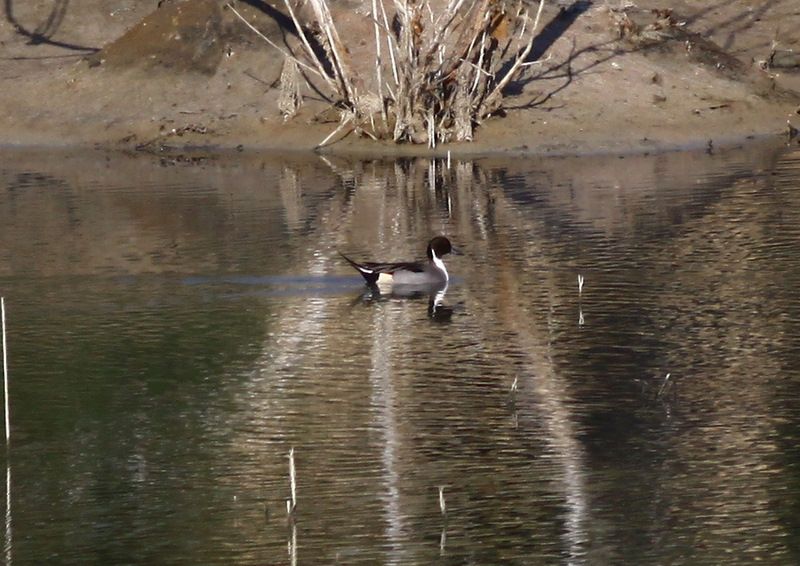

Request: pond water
left=1, top=140, right=800, bottom=564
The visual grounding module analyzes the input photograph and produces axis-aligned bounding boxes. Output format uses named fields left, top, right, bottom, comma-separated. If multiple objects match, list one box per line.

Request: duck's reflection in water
left=354, top=282, right=455, bottom=322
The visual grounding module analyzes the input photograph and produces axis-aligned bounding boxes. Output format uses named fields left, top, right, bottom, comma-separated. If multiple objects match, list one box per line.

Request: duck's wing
left=361, top=260, right=425, bottom=274
left=339, top=252, right=424, bottom=285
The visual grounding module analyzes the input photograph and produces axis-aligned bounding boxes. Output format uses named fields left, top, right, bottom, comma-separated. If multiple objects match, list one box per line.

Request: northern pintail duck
left=340, top=236, right=458, bottom=287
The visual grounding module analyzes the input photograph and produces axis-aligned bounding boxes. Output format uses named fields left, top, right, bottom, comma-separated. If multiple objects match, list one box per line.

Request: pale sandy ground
left=0, top=0, right=798, bottom=156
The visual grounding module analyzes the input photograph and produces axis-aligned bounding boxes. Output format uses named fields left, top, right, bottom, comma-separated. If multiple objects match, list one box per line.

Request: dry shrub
left=230, top=0, right=546, bottom=147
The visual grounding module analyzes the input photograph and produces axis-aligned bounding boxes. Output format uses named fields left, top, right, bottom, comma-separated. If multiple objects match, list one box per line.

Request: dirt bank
left=1, top=0, right=798, bottom=156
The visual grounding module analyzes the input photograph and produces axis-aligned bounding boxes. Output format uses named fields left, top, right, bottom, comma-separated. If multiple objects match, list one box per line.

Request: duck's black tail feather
left=338, top=252, right=379, bottom=286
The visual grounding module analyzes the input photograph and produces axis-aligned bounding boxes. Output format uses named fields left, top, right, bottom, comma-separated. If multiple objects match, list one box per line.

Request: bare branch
left=308, top=0, right=357, bottom=104
left=378, top=0, right=400, bottom=86
left=371, top=0, right=387, bottom=127
left=318, top=114, right=355, bottom=147
left=227, top=2, right=321, bottom=80
left=280, top=0, right=340, bottom=94
left=483, top=0, right=546, bottom=113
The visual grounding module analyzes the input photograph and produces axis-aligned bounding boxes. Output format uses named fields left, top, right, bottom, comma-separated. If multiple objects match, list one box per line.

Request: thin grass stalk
left=436, top=0, right=490, bottom=76
left=428, top=0, right=474, bottom=65
left=391, top=0, right=409, bottom=23
left=454, top=62, right=473, bottom=141
left=393, top=92, right=408, bottom=141
left=426, top=5, right=488, bottom=105
left=657, top=373, right=672, bottom=398
left=288, top=520, right=297, bottom=566
left=281, top=0, right=340, bottom=94
left=497, top=3, right=524, bottom=61
left=227, top=3, right=322, bottom=80
left=428, top=107, right=436, bottom=148
left=437, top=101, right=450, bottom=131
left=461, top=57, right=494, bottom=80
left=483, top=0, right=546, bottom=112
left=430, top=0, right=467, bottom=48
left=326, top=0, right=359, bottom=101
left=318, top=114, right=355, bottom=147
left=518, top=2, right=529, bottom=38
left=371, top=0, right=387, bottom=127
left=398, top=0, right=414, bottom=63
left=4, top=460, right=10, bottom=565
left=391, top=1, right=415, bottom=142
left=309, top=0, right=356, bottom=104
left=289, top=447, right=297, bottom=511
left=1, top=298, right=8, bottom=443
left=378, top=0, right=400, bottom=86
left=471, top=31, right=488, bottom=95
left=357, top=123, right=379, bottom=140
left=452, top=28, right=481, bottom=87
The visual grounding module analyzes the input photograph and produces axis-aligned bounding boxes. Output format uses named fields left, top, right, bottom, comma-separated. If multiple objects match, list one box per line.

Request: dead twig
left=227, top=3, right=321, bottom=80
left=483, top=0, right=546, bottom=115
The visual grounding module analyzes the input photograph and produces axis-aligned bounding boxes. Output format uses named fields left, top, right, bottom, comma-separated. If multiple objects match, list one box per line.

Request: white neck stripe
left=431, top=250, right=449, bottom=281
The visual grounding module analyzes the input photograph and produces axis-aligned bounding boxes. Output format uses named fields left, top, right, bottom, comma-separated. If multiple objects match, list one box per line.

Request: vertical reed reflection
left=4, top=462, right=10, bottom=566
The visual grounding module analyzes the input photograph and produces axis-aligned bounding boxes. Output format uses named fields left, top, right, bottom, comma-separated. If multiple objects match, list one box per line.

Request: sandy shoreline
left=0, top=1, right=798, bottom=157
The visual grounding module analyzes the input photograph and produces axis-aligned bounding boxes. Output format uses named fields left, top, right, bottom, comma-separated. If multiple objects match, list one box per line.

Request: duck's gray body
left=340, top=236, right=455, bottom=288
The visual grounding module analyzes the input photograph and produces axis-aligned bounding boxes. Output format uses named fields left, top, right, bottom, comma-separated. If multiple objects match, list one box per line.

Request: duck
left=340, top=236, right=458, bottom=287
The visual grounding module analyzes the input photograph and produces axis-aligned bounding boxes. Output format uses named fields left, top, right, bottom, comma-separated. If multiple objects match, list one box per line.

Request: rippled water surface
left=1, top=141, right=800, bottom=564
